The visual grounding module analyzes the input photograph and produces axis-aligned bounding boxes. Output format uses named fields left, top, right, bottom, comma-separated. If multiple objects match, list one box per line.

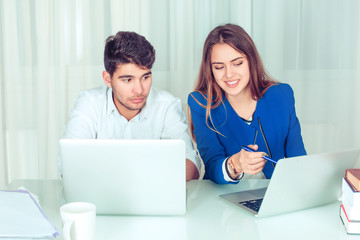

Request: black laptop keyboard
left=239, top=198, right=263, bottom=212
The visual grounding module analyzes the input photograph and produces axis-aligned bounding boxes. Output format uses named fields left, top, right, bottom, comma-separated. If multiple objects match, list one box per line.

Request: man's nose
left=132, top=80, right=143, bottom=95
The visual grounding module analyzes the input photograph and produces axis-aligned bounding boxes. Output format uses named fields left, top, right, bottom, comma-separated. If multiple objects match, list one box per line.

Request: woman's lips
left=225, top=79, right=239, bottom=88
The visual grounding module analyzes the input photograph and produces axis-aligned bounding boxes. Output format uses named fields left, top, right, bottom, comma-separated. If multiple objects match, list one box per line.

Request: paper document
left=0, top=189, right=59, bottom=238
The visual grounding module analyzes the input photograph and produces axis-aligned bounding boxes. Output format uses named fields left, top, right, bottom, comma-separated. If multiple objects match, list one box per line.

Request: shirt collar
left=106, top=87, right=117, bottom=116
left=138, top=88, right=153, bottom=121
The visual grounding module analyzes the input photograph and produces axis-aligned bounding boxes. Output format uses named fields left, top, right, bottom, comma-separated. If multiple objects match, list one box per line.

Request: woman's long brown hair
left=189, top=24, right=276, bottom=140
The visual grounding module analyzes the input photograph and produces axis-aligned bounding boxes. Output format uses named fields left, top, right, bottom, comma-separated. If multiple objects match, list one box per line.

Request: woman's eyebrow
left=211, top=57, right=244, bottom=65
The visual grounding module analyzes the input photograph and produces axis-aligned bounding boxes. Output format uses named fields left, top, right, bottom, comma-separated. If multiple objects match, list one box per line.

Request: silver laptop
left=220, top=148, right=360, bottom=217
left=59, top=139, right=186, bottom=215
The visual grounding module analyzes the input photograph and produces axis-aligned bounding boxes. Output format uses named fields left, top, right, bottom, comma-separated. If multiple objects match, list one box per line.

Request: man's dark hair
left=104, top=31, right=156, bottom=77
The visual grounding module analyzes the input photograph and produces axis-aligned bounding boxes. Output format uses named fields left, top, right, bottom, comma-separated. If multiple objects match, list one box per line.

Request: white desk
left=5, top=179, right=358, bottom=240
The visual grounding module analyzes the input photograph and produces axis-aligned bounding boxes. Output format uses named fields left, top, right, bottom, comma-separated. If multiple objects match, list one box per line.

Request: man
left=62, top=31, right=200, bottom=180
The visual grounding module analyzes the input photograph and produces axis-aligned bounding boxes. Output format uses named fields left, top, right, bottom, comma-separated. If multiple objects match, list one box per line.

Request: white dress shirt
left=63, top=85, right=201, bottom=172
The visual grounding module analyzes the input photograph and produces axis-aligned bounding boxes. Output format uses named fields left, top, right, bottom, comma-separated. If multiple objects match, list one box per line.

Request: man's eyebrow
left=142, top=71, right=152, bottom=77
left=118, top=71, right=152, bottom=79
left=118, top=74, right=134, bottom=78
left=211, top=57, right=244, bottom=65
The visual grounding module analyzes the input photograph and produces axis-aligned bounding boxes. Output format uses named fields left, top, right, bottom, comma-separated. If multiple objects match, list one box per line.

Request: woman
left=188, top=24, right=306, bottom=184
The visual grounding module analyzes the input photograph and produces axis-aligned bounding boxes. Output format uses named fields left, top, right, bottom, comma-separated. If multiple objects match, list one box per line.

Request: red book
left=346, top=169, right=360, bottom=192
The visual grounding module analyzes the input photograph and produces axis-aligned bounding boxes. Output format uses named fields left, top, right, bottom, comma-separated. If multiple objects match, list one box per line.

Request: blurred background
left=1, top=0, right=359, bottom=187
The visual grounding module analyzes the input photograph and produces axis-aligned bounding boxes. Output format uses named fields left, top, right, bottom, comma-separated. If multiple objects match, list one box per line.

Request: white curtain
left=2, top=0, right=359, bottom=188
left=252, top=0, right=360, bottom=155
left=0, top=0, right=252, bottom=187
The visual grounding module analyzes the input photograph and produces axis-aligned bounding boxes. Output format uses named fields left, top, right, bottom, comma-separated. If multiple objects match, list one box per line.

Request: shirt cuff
left=186, top=149, right=202, bottom=175
left=222, top=157, right=244, bottom=182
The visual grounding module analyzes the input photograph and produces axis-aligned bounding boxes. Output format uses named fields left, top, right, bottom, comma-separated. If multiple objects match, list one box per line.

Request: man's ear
left=102, top=71, right=112, bottom=88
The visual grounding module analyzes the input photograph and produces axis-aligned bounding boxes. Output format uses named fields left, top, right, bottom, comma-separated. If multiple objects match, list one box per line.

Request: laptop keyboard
left=239, top=198, right=263, bottom=212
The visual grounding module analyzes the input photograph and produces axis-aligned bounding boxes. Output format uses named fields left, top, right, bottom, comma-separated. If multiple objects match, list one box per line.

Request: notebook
left=220, top=148, right=360, bottom=217
left=59, top=139, right=186, bottom=215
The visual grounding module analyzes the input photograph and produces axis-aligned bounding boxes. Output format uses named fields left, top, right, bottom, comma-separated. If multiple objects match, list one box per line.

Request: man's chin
left=127, top=102, right=146, bottom=111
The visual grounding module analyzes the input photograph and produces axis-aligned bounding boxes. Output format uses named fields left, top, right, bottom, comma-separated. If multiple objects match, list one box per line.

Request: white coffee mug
left=60, top=202, right=96, bottom=240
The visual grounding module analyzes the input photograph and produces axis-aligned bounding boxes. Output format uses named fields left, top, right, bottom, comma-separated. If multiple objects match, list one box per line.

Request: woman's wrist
left=225, top=156, right=243, bottom=180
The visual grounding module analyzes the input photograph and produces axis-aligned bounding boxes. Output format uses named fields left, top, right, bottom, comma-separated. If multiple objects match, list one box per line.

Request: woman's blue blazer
left=188, top=83, right=306, bottom=184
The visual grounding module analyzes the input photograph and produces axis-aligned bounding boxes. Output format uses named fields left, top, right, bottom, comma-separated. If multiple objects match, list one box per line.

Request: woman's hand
left=227, top=144, right=266, bottom=178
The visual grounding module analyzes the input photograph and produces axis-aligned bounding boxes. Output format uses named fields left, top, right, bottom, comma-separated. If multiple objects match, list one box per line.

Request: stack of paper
left=0, top=189, right=59, bottom=238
